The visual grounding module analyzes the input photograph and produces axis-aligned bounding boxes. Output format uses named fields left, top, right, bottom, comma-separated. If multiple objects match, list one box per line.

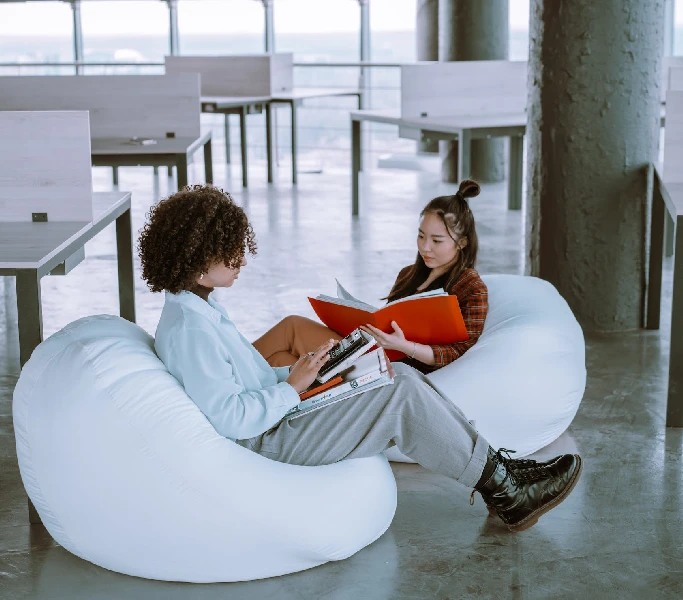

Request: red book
left=299, top=376, right=344, bottom=401
left=308, top=281, right=468, bottom=360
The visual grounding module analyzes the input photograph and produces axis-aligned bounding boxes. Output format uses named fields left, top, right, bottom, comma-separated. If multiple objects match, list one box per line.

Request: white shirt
left=154, top=291, right=300, bottom=441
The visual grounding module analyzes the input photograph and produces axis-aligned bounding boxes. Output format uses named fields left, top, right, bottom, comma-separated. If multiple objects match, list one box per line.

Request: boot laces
left=495, top=448, right=551, bottom=483
left=470, top=449, right=550, bottom=507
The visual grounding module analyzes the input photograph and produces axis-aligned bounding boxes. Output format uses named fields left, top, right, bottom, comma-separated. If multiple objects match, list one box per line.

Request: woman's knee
left=281, top=314, right=317, bottom=329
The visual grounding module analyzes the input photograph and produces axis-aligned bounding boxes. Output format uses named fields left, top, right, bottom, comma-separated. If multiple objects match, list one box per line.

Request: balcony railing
left=0, top=60, right=416, bottom=170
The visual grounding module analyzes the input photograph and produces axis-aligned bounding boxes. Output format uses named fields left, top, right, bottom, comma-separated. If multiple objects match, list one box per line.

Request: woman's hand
left=360, top=322, right=412, bottom=354
left=285, top=339, right=335, bottom=394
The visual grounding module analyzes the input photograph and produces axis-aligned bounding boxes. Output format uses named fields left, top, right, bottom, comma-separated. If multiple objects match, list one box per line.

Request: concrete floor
left=1, top=156, right=681, bottom=599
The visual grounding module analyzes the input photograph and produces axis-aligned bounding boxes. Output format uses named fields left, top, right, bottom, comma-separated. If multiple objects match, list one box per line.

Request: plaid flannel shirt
left=392, top=267, right=488, bottom=373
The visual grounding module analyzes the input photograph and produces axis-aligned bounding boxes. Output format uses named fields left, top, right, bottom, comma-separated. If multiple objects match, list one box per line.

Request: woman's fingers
left=311, top=339, right=334, bottom=364
left=391, top=320, right=404, bottom=336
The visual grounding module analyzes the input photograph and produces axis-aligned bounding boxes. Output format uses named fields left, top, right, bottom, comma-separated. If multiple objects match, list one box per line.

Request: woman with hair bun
left=254, top=179, right=488, bottom=374
left=360, top=178, right=487, bottom=373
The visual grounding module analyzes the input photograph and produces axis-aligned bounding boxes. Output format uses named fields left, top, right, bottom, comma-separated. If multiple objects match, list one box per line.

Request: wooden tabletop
left=271, top=87, right=361, bottom=101
left=201, top=95, right=271, bottom=109
left=350, top=109, right=526, bottom=132
left=0, top=192, right=130, bottom=270
left=90, top=132, right=211, bottom=156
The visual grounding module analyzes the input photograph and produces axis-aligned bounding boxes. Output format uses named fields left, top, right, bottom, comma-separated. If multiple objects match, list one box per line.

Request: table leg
left=112, top=166, right=119, bottom=187
left=266, top=103, right=274, bottom=184
left=291, top=102, right=298, bottom=185
left=508, top=135, right=524, bottom=210
left=16, top=269, right=43, bottom=368
left=352, top=118, right=361, bottom=216
left=239, top=106, right=248, bottom=188
left=646, top=183, right=664, bottom=330
left=457, top=129, right=471, bottom=181
left=666, top=212, right=675, bottom=258
left=224, top=114, right=231, bottom=164
left=116, top=208, right=136, bottom=323
left=667, top=214, right=683, bottom=427
left=15, top=270, right=44, bottom=526
left=28, top=500, right=42, bottom=524
left=175, top=154, right=188, bottom=191
left=357, top=93, right=363, bottom=172
left=204, top=137, right=213, bottom=184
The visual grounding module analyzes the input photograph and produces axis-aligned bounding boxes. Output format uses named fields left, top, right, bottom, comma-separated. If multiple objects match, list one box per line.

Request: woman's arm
left=428, top=271, right=488, bottom=368
left=166, top=327, right=301, bottom=440
left=363, top=270, right=488, bottom=369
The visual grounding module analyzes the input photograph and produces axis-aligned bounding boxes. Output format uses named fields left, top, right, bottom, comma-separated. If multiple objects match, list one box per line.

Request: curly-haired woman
left=137, top=184, right=582, bottom=532
left=252, top=179, right=487, bottom=374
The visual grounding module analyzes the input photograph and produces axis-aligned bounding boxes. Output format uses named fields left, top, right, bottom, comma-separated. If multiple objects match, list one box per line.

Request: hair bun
left=457, top=179, right=481, bottom=200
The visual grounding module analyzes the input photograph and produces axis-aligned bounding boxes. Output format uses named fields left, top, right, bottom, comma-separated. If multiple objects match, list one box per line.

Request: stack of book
left=284, top=347, right=394, bottom=421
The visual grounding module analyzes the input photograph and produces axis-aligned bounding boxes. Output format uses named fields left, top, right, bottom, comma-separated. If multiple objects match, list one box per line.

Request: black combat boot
left=474, top=447, right=582, bottom=531
left=476, top=449, right=563, bottom=516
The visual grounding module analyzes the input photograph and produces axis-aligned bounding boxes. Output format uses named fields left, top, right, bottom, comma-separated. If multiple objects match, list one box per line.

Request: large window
left=275, top=0, right=359, bottom=61
left=0, top=1, right=72, bottom=71
left=80, top=1, right=169, bottom=64
left=178, top=0, right=263, bottom=54
left=676, top=0, right=683, bottom=55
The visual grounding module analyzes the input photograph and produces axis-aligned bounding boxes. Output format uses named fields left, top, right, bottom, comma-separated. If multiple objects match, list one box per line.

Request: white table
left=201, top=95, right=270, bottom=188
left=646, top=169, right=683, bottom=426
left=350, top=109, right=526, bottom=216
left=202, top=88, right=362, bottom=187
left=91, top=132, right=213, bottom=191
left=0, top=192, right=135, bottom=368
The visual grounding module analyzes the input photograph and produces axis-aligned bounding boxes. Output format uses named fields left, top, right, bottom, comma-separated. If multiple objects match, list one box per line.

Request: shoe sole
left=506, top=454, right=583, bottom=533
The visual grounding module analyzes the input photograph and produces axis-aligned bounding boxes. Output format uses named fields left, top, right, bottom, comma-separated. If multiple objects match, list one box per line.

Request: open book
left=308, top=280, right=468, bottom=360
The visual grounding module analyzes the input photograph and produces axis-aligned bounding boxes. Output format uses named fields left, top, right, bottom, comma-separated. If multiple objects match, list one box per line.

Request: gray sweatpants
left=237, top=363, right=490, bottom=488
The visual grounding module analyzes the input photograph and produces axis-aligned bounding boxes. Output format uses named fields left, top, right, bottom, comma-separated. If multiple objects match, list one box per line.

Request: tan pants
left=252, top=315, right=343, bottom=367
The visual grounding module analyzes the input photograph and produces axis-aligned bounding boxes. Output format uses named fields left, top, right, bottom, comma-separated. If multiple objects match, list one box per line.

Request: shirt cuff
left=274, top=366, right=291, bottom=383
left=277, top=381, right=301, bottom=409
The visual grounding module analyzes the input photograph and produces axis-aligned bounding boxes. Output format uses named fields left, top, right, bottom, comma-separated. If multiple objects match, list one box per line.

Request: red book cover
left=308, top=294, right=468, bottom=360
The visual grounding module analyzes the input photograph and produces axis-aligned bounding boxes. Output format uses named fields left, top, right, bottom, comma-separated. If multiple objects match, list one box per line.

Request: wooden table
left=646, top=168, right=683, bottom=426
left=202, top=88, right=362, bottom=187
left=91, top=132, right=213, bottom=191
left=350, top=109, right=526, bottom=216
left=202, top=95, right=270, bottom=188
left=270, top=88, right=362, bottom=185
left=0, top=192, right=136, bottom=368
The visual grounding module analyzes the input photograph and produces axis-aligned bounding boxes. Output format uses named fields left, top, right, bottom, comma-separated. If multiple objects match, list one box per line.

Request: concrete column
left=263, top=0, right=275, bottom=52
left=526, top=0, right=665, bottom=331
left=416, top=0, right=439, bottom=153
left=439, top=0, right=509, bottom=182
left=664, top=0, right=675, bottom=55
left=167, top=0, right=180, bottom=55
left=70, top=0, right=84, bottom=74
left=359, top=0, right=371, bottom=109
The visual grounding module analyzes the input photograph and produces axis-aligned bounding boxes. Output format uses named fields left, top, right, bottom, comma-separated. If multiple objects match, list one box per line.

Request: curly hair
left=137, top=185, right=257, bottom=294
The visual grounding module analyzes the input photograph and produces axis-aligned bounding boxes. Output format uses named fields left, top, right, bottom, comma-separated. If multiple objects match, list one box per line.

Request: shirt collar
left=166, top=290, right=227, bottom=324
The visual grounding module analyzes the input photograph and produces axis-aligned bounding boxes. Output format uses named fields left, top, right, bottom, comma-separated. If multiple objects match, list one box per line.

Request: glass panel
left=275, top=0, right=359, bottom=61
left=370, top=0, right=416, bottom=63
left=0, top=1, right=73, bottom=74
left=676, top=0, right=683, bottom=55
left=510, top=0, right=530, bottom=60
left=81, top=1, right=169, bottom=64
left=178, top=0, right=263, bottom=54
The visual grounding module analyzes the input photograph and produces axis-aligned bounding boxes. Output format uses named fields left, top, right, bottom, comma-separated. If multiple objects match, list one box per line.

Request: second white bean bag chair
left=385, top=274, right=586, bottom=462
left=13, top=315, right=397, bottom=583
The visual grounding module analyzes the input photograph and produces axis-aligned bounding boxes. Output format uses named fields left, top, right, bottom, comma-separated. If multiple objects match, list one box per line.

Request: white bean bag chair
left=385, top=274, right=586, bottom=462
left=12, top=315, right=397, bottom=583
